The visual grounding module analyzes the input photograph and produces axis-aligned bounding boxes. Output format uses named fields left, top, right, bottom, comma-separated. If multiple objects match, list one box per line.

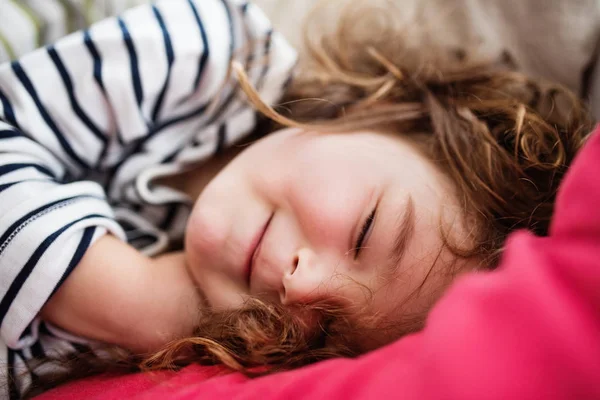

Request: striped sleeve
left=0, top=0, right=296, bottom=353
left=0, top=116, right=126, bottom=350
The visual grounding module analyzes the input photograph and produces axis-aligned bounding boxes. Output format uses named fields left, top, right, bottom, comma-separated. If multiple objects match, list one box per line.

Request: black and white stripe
left=0, top=1, right=296, bottom=397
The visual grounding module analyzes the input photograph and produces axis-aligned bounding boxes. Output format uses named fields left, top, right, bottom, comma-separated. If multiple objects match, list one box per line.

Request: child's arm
left=0, top=0, right=296, bottom=353
left=40, top=236, right=201, bottom=352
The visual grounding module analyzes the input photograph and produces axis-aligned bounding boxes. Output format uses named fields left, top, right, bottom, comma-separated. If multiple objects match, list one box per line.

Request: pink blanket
left=38, top=125, right=600, bottom=400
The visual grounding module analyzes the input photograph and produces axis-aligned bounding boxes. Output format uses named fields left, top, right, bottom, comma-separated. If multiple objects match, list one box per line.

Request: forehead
left=291, top=129, right=416, bottom=156
left=273, top=129, right=438, bottom=180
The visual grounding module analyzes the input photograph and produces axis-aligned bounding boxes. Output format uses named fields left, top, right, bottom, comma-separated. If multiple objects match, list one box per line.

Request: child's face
left=185, top=128, right=469, bottom=331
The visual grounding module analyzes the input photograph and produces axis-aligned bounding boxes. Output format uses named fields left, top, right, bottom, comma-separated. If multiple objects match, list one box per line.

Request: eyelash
left=354, top=207, right=377, bottom=259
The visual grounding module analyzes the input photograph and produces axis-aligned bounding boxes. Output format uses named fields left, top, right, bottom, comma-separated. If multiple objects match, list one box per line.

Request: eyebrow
left=385, top=195, right=416, bottom=278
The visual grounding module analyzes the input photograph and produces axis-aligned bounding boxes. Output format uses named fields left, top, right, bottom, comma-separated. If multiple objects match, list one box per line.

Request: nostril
left=291, top=255, right=299, bottom=275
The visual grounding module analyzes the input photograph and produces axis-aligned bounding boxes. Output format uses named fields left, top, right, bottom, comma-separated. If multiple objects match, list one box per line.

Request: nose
left=281, top=247, right=331, bottom=305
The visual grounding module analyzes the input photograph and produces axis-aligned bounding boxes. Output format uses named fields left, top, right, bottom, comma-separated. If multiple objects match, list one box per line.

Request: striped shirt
left=0, top=0, right=297, bottom=397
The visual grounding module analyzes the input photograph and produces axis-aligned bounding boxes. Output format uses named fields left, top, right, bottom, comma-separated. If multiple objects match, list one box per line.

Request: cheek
left=185, top=171, right=248, bottom=269
left=186, top=203, right=226, bottom=257
left=283, top=169, right=363, bottom=247
left=185, top=203, right=231, bottom=287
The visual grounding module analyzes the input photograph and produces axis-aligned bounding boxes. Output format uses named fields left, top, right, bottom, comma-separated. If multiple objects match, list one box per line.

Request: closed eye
left=354, top=207, right=376, bottom=259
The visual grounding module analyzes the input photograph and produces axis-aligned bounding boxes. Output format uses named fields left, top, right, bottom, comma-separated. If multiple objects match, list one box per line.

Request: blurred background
left=253, top=0, right=600, bottom=118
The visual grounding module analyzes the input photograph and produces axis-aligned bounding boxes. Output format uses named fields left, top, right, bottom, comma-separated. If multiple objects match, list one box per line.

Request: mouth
left=245, top=213, right=274, bottom=287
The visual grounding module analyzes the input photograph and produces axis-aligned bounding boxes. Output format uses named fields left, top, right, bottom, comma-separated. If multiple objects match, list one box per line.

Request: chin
left=198, top=276, right=249, bottom=311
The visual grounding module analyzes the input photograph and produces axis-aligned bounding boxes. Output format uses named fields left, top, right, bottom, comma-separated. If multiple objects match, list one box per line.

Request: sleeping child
left=0, top=0, right=595, bottom=398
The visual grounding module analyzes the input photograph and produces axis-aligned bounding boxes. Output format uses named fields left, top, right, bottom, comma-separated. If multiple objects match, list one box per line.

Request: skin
left=42, top=127, right=471, bottom=352
left=185, top=128, right=469, bottom=324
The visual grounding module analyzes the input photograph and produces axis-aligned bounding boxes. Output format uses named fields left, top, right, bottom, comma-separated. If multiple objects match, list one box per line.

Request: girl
left=0, top=0, right=596, bottom=398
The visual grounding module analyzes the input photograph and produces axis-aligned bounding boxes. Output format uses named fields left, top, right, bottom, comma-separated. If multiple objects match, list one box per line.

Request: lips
left=246, top=213, right=273, bottom=286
